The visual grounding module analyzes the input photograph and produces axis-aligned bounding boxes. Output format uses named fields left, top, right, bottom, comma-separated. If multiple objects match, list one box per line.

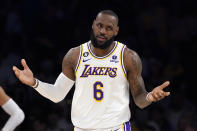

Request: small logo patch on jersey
left=113, top=128, right=120, bottom=131
left=83, top=58, right=91, bottom=62
left=112, top=55, right=117, bottom=59
left=110, top=55, right=119, bottom=63
left=83, top=52, right=89, bottom=57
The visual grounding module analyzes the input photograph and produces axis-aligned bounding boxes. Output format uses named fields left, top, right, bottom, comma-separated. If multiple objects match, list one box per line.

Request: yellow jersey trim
left=120, top=45, right=127, bottom=80
left=87, top=41, right=118, bottom=60
left=122, top=123, right=125, bottom=131
left=75, top=44, right=83, bottom=75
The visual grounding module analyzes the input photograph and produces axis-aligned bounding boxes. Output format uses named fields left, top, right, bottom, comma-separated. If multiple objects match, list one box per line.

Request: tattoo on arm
left=62, top=49, right=75, bottom=69
left=62, top=47, right=80, bottom=81
left=125, top=48, right=150, bottom=108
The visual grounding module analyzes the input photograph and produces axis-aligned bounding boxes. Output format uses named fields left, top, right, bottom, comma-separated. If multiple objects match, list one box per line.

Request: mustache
left=96, top=34, right=107, bottom=39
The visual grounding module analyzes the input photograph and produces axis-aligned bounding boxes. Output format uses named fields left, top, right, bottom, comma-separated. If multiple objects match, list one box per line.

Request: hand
left=13, top=59, right=35, bottom=87
left=147, top=81, right=170, bottom=102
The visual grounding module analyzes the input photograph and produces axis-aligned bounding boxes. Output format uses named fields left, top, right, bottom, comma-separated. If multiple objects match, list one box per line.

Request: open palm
left=13, top=59, right=35, bottom=86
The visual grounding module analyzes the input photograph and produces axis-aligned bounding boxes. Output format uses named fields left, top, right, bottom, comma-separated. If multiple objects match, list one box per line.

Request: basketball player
left=13, top=10, right=170, bottom=131
left=0, top=86, right=25, bottom=131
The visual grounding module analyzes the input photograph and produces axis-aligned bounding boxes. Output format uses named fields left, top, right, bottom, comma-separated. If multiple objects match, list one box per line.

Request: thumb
left=164, top=92, right=170, bottom=96
left=13, top=66, right=20, bottom=78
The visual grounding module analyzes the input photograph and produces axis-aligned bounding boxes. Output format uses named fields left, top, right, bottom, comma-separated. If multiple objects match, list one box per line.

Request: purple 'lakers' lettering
left=92, top=67, right=100, bottom=75
left=80, top=65, right=117, bottom=78
left=85, top=67, right=92, bottom=76
left=104, top=67, right=112, bottom=75
left=110, top=68, right=117, bottom=77
left=99, top=67, right=107, bottom=75
left=80, top=65, right=90, bottom=77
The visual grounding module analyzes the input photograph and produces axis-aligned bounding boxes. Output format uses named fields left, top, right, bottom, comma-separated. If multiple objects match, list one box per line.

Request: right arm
left=0, top=86, right=25, bottom=131
left=13, top=46, right=80, bottom=103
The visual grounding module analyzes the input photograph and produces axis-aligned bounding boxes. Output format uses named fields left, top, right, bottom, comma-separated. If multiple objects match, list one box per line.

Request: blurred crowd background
left=0, top=0, right=197, bottom=131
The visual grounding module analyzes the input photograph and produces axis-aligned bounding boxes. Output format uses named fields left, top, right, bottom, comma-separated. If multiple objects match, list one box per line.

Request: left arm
left=124, top=47, right=170, bottom=109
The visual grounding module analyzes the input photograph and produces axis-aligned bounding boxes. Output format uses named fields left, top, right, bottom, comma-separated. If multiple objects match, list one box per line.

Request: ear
left=92, top=20, right=96, bottom=29
left=115, top=26, right=119, bottom=36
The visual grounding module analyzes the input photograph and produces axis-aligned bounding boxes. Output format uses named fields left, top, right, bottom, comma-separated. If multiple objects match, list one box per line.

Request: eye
left=97, top=23, right=102, bottom=29
left=106, top=26, right=113, bottom=31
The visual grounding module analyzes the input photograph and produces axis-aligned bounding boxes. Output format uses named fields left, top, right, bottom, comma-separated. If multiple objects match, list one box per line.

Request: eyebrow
left=96, top=21, right=115, bottom=27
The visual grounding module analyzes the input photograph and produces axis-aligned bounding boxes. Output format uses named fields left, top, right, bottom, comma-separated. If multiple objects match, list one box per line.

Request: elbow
left=13, top=109, right=25, bottom=125
left=18, top=110, right=25, bottom=123
left=17, top=109, right=25, bottom=124
left=52, top=100, right=61, bottom=103
left=50, top=96, right=65, bottom=103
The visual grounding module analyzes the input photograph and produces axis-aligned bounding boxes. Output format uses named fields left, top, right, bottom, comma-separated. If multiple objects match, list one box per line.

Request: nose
left=100, top=28, right=106, bottom=34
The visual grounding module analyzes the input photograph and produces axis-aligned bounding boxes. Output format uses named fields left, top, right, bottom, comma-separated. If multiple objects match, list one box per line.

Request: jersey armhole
left=75, top=44, right=83, bottom=75
left=121, top=45, right=127, bottom=80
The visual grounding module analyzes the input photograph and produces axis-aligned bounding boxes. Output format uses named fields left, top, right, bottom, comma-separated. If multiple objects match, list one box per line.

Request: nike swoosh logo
left=83, top=58, right=91, bottom=62
left=114, top=128, right=120, bottom=131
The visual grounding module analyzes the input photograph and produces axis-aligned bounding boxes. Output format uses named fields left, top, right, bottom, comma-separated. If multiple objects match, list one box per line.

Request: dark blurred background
left=0, top=0, right=197, bottom=131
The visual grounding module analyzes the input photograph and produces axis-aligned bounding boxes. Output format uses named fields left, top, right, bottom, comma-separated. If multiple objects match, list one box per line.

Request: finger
left=157, top=91, right=165, bottom=98
left=156, top=92, right=164, bottom=100
left=21, top=59, right=29, bottom=70
left=13, top=66, right=20, bottom=78
left=151, top=93, right=160, bottom=102
left=164, top=92, right=170, bottom=96
left=159, top=81, right=170, bottom=90
left=13, top=66, right=20, bottom=72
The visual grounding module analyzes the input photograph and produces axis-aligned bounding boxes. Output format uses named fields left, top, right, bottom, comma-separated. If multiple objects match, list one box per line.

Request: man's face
left=91, top=13, right=119, bottom=49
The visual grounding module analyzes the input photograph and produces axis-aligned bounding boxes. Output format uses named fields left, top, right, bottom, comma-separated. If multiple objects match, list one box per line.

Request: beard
left=90, top=30, right=115, bottom=49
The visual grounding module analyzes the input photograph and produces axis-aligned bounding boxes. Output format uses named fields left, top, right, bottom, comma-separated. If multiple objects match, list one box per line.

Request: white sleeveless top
left=72, top=41, right=130, bottom=129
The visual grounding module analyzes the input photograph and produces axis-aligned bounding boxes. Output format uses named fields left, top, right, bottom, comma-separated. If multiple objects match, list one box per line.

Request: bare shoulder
left=62, top=46, right=81, bottom=69
left=62, top=46, right=80, bottom=80
left=124, top=47, right=139, bottom=59
left=124, top=47, right=142, bottom=74
left=0, top=86, right=5, bottom=95
left=0, top=86, right=10, bottom=106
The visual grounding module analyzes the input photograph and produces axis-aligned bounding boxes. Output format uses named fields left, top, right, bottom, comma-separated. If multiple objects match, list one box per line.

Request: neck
left=90, top=41, right=116, bottom=57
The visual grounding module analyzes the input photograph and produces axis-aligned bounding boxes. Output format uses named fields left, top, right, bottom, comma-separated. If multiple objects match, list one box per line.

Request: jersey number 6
left=93, top=81, right=104, bottom=102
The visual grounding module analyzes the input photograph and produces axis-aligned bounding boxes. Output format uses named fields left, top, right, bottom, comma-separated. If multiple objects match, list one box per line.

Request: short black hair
left=97, top=10, right=119, bottom=25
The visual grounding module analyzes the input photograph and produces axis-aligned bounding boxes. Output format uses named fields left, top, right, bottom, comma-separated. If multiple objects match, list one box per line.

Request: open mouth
left=96, top=36, right=106, bottom=42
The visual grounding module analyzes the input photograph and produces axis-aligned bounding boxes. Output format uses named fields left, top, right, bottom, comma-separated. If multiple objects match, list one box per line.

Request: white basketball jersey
left=72, top=41, right=130, bottom=129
